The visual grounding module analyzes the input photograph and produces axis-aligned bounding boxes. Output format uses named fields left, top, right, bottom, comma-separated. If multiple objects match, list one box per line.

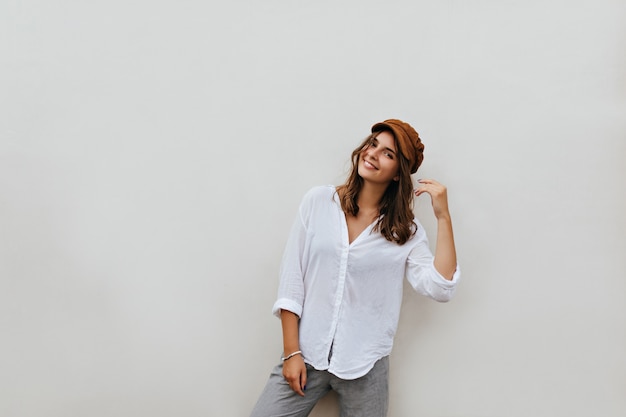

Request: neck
left=357, top=181, right=388, bottom=213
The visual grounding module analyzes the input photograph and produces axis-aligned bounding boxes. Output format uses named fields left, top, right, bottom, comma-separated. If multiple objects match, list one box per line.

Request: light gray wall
left=1, top=1, right=625, bottom=416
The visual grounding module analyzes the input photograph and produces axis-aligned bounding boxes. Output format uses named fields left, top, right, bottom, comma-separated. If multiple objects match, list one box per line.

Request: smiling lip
left=363, top=160, right=378, bottom=170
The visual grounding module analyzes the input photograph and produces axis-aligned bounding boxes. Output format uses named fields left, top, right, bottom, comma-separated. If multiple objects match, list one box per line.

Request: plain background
left=1, top=1, right=625, bottom=416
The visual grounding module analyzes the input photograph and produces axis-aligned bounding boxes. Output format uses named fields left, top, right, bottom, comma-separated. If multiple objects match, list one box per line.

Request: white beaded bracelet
left=281, top=350, right=302, bottom=361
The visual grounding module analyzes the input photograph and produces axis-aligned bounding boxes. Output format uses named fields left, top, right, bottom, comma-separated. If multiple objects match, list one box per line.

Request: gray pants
left=250, top=356, right=389, bottom=417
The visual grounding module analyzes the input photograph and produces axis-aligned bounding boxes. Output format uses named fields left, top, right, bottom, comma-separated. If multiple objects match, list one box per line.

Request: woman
left=250, top=119, right=460, bottom=417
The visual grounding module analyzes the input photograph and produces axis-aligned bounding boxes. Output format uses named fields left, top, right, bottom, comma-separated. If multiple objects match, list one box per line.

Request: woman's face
left=357, top=130, right=400, bottom=186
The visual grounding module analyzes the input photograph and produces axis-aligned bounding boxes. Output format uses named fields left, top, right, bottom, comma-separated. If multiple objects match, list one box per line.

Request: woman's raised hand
left=414, top=179, right=451, bottom=220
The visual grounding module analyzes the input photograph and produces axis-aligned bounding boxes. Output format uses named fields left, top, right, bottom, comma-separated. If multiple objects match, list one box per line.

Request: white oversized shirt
left=272, top=185, right=461, bottom=380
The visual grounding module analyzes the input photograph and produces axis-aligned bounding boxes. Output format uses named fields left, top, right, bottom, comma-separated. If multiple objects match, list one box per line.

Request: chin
left=357, top=166, right=372, bottom=181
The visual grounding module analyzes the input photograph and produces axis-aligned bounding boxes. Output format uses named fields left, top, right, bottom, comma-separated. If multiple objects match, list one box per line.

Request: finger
left=285, top=369, right=305, bottom=396
left=414, top=185, right=433, bottom=196
left=301, top=369, right=307, bottom=394
left=284, top=374, right=299, bottom=393
left=292, top=379, right=305, bottom=396
left=418, top=179, right=443, bottom=189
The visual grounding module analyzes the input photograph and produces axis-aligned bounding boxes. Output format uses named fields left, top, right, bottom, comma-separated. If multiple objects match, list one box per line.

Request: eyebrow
left=372, top=137, right=397, bottom=156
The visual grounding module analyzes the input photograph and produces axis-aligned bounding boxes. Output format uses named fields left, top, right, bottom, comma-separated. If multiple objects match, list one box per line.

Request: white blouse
left=272, top=185, right=461, bottom=380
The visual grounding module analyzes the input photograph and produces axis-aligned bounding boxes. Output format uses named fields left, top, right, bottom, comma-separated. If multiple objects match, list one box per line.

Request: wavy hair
left=336, top=130, right=418, bottom=245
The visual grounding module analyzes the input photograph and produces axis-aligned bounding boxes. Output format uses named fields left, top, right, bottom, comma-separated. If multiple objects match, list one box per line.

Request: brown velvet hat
left=371, top=119, right=424, bottom=174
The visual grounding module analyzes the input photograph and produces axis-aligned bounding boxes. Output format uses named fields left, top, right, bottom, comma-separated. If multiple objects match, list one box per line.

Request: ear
left=393, top=175, right=400, bottom=182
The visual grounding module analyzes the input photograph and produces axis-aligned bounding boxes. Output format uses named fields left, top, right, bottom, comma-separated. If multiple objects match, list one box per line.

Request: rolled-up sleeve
left=405, top=229, right=461, bottom=302
left=272, top=200, right=309, bottom=318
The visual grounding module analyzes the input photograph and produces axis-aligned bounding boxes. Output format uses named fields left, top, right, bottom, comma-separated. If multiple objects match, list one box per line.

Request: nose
left=365, top=146, right=379, bottom=159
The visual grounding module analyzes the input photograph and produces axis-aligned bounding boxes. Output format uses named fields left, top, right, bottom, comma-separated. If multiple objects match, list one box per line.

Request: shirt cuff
left=272, top=298, right=303, bottom=318
left=431, top=263, right=461, bottom=288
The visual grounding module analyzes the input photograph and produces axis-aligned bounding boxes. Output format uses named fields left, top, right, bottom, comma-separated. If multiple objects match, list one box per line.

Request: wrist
left=436, top=212, right=451, bottom=222
left=283, top=343, right=300, bottom=353
left=281, top=350, right=303, bottom=361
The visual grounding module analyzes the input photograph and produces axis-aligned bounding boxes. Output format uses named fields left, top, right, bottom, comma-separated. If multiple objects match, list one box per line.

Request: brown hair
left=336, top=129, right=418, bottom=245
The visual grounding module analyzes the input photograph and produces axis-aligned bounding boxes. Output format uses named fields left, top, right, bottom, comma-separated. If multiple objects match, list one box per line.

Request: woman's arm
left=280, top=310, right=307, bottom=396
left=433, top=215, right=457, bottom=280
left=415, top=179, right=457, bottom=280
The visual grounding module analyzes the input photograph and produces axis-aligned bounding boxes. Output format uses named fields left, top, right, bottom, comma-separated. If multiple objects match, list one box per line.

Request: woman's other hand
left=282, top=355, right=307, bottom=396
